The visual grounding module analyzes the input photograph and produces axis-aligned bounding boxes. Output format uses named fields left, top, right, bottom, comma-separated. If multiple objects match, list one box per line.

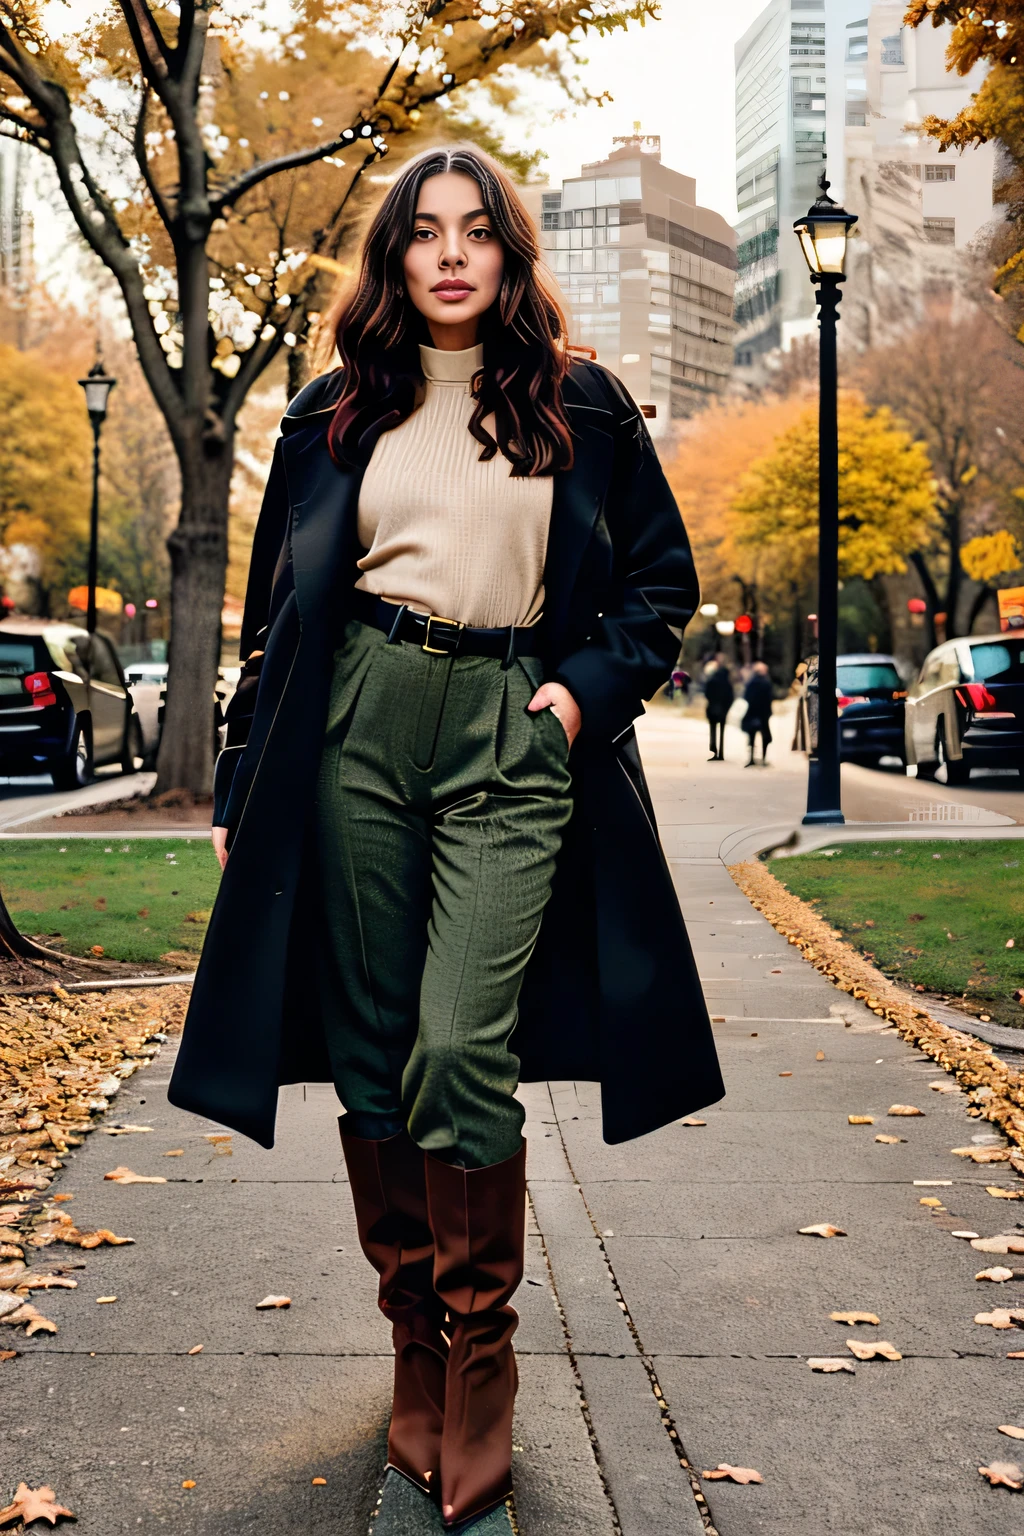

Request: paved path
left=4, top=708, right=1022, bottom=1533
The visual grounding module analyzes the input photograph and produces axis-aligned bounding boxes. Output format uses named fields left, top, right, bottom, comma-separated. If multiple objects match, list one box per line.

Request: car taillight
left=836, top=694, right=867, bottom=711
left=957, top=682, right=1016, bottom=720
left=23, top=671, right=56, bottom=708
left=893, top=690, right=907, bottom=699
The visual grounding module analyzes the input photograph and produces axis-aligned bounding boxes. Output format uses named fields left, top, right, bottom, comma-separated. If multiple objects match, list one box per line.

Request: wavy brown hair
left=327, top=145, right=574, bottom=477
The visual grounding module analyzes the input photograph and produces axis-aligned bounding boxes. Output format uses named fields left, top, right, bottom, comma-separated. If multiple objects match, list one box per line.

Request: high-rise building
left=531, top=131, right=737, bottom=435
left=734, top=0, right=997, bottom=369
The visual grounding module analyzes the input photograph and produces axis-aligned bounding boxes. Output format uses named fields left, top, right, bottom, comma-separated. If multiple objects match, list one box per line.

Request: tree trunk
left=944, top=503, right=964, bottom=636
left=154, top=430, right=235, bottom=797
left=0, top=886, right=61, bottom=962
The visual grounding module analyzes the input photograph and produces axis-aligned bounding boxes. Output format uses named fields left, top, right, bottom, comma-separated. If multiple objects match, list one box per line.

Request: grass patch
left=772, top=840, right=1024, bottom=1027
left=2, top=837, right=221, bottom=964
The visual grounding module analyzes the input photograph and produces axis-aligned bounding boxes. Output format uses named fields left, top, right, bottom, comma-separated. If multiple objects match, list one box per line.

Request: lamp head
left=78, top=355, right=117, bottom=422
left=793, top=170, right=858, bottom=276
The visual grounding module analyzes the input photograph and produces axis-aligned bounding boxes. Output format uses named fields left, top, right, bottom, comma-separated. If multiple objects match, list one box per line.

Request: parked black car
left=794, top=652, right=907, bottom=767
left=0, top=619, right=142, bottom=788
left=906, top=634, right=1024, bottom=783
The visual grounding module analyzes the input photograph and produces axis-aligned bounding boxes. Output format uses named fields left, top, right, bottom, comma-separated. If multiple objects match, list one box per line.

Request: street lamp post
left=793, top=172, right=857, bottom=826
left=77, top=354, right=117, bottom=635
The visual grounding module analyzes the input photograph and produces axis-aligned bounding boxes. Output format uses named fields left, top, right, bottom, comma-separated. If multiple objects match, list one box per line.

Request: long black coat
left=168, top=359, right=724, bottom=1148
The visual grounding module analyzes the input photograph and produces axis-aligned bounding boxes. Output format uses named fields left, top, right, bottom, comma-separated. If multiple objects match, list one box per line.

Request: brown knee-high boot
left=425, top=1141, right=527, bottom=1528
left=338, top=1118, right=448, bottom=1494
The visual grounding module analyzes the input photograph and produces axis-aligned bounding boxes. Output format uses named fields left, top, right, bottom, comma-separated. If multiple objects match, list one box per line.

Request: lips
left=430, top=279, right=474, bottom=300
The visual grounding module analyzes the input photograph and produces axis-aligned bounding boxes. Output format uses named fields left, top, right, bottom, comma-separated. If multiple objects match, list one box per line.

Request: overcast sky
left=526, top=0, right=769, bottom=224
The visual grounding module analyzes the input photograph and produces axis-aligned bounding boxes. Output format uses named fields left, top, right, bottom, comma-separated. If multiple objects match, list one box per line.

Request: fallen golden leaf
left=104, top=1166, right=167, bottom=1185
left=312, top=1477, right=327, bottom=1486
left=0, top=1481, right=76, bottom=1526
left=975, top=1309, right=1024, bottom=1329
left=979, top=1461, right=1024, bottom=1489
left=1008, top=1351, right=1024, bottom=1359
left=679, top=1119, right=706, bottom=1127
left=78, top=1229, right=134, bottom=1249
left=928, top=1081, right=959, bottom=1093
left=187, top=1344, right=203, bottom=1355
left=0, top=1348, right=17, bottom=1361
left=888, top=1105, right=924, bottom=1116
left=816, top=1051, right=825, bottom=1061
left=846, top=1339, right=902, bottom=1361
left=182, top=1480, right=196, bottom=1490
left=702, top=1465, right=763, bottom=1484
left=808, top=1357, right=855, bottom=1373
left=919, top=1197, right=945, bottom=1208
left=977, top=1268, right=1015, bottom=1283
left=952, top=1146, right=1011, bottom=1164
left=95, top=1296, right=117, bottom=1304
left=830, top=1311, right=879, bottom=1325
left=972, top=1236, right=1024, bottom=1255
left=0, top=1302, right=58, bottom=1336
left=256, top=1295, right=291, bottom=1309
left=999, top=1426, right=1024, bottom=1440
left=18, top=1275, right=77, bottom=1291
left=163, top=1150, right=184, bottom=1157
left=875, top=1134, right=904, bottom=1144
left=848, top=1116, right=874, bottom=1125
left=798, top=1223, right=847, bottom=1238
left=987, top=1187, right=1024, bottom=1200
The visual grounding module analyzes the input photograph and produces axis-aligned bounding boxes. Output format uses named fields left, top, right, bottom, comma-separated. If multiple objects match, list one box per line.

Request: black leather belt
left=349, top=588, right=543, bottom=660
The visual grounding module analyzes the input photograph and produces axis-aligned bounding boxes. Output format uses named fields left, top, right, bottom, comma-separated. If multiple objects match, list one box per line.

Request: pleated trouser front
left=315, top=619, right=573, bottom=1170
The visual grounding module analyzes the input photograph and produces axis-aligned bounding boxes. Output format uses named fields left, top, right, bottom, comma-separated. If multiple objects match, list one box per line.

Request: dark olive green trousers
left=315, top=620, right=573, bottom=1169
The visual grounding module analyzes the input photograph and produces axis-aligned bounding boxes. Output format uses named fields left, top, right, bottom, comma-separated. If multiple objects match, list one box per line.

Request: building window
left=924, top=163, right=955, bottom=182
left=846, top=34, right=867, bottom=60
left=924, top=217, right=955, bottom=244
left=881, top=31, right=904, bottom=65
left=793, top=91, right=826, bottom=114
left=791, top=21, right=825, bottom=55
left=846, top=99, right=867, bottom=126
left=541, top=192, right=561, bottom=212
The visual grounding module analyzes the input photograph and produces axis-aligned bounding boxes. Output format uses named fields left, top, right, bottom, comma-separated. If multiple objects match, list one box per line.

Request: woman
left=170, top=145, right=722, bottom=1532
left=743, top=660, right=774, bottom=767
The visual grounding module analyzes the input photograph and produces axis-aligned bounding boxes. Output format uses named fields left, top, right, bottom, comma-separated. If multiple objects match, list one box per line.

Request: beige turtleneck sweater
left=354, top=343, right=553, bottom=628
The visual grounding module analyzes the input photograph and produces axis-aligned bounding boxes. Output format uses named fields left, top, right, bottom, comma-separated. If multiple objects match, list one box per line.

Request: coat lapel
left=544, top=403, right=615, bottom=650
left=281, top=420, right=362, bottom=631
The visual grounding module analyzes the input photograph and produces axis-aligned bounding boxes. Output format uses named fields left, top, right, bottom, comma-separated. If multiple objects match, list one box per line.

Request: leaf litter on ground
left=701, top=1465, right=763, bottom=1485
left=0, top=1482, right=76, bottom=1526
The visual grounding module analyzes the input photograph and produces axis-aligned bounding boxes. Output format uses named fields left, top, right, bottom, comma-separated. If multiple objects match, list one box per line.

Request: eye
left=467, top=225, right=493, bottom=241
left=412, top=226, right=436, bottom=241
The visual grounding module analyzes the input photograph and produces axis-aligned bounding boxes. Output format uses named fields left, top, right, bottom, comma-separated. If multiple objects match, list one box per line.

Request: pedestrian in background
left=703, top=653, right=734, bottom=761
left=743, top=660, right=774, bottom=767
left=170, top=145, right=723, bottom=1534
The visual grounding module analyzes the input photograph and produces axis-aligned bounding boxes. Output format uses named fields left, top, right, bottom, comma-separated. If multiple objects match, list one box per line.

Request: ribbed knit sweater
left=354, top=343, right=553, bottom=628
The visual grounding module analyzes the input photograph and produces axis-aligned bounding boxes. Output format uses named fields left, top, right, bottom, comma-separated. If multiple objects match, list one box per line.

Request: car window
left=837, top=664, right=902, bottom=693
left=90, top=636, right=123, bottom=688
left=0, top=640, right=40, bottom=675
left=44, top=637, right=74, bottom=671
left=968, top=640, right=1024, bottom=683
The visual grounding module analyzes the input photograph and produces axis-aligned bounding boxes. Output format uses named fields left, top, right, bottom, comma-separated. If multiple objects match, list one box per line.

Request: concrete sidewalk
left=3, top=709, right=1023, bottom=1534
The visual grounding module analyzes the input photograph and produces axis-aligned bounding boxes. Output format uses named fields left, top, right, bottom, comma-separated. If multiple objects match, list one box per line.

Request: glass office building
left=534, top=135, right=737, bottom=434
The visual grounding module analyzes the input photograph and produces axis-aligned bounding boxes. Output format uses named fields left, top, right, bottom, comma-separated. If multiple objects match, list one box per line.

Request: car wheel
left=121, top=716, right=145, bottom=775
left=52, top=722, right=93, bottom=791
left=937, top=724, right=970, bottom=786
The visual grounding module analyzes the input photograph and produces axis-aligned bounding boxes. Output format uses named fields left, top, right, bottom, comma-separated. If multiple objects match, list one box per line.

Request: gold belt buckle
left=422, top=613, right=464, bottom=655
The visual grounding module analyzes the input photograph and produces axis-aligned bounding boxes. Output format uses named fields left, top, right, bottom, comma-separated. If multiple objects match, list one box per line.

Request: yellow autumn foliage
left=732, top=393, right=938, bottom=579
left=961, top=531, right=1023, bottom=584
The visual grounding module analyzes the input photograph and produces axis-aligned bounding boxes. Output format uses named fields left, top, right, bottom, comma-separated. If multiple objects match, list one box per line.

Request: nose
left=438, top=226, right=467, bottom=271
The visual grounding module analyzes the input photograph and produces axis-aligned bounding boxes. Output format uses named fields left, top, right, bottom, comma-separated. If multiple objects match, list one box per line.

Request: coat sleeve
left=552, top=370, right=700, bottom=742
left=213, top=439, right=291, bottom=827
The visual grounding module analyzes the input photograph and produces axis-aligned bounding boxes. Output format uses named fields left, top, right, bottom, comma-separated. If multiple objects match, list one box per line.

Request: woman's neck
left=426, top=319, right=479, bottom=352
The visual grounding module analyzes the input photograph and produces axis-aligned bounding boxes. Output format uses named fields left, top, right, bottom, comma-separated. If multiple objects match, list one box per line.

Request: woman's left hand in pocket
left=527, top=682, right=581, bottom=748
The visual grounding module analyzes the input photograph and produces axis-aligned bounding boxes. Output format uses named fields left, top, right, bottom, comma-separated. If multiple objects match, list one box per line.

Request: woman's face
left=403, top=171, right=504, bottom=348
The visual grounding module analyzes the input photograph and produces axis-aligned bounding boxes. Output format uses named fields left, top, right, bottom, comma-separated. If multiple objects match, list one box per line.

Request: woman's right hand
left=212, top=825, right=229, bottom=871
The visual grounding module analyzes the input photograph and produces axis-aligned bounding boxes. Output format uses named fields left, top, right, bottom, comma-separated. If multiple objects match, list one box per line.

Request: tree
left=0, top=344, right=92, bottom=610
left=903, top=0, right=1024, bottom=342
left=731, top=392, right=937, bottom=584
left=0, top=0, right=656, bottom=796
left=855, top=306, right=1024, bottom=641
left=663, top=392, right=814, bottom=674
